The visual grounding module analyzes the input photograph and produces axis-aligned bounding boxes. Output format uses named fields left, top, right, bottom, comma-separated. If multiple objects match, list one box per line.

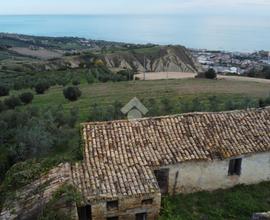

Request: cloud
left=167, top=0, right=270, bottom=9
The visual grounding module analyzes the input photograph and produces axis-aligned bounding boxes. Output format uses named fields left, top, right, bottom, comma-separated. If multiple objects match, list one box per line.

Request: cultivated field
left=5, top=77, right=269, bottom=121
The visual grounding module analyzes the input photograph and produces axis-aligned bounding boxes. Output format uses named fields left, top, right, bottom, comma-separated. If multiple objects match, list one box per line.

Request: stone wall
left=162, top=152, right=270, bottom=194
left=90, top=192, right=161, bottom=220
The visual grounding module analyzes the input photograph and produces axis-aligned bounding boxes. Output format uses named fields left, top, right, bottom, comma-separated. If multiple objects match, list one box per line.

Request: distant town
left=191, top=49, right=270, bottom=75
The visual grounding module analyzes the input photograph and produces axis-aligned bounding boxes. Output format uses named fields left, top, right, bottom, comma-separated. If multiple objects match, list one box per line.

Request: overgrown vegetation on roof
left=39, top=184, right=82, bottom=220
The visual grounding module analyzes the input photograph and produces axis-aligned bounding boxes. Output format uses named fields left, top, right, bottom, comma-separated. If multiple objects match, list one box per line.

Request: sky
left=0, top=0, right=270, bottom=15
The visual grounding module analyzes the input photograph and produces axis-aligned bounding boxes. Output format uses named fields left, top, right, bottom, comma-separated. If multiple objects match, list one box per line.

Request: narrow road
left=135, top=72, right=270, bottom=84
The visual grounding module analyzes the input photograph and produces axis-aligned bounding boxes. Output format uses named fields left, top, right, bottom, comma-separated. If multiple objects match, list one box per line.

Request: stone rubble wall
left=91, top=192, right=161, bottom=220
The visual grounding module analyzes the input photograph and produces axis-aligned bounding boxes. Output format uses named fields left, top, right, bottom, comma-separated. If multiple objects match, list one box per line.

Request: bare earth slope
left=101, top=45, right=200, bottom=73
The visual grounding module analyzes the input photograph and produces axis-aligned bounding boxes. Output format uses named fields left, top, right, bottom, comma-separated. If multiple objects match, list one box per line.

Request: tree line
left=0, top=67, right=135, bottom=93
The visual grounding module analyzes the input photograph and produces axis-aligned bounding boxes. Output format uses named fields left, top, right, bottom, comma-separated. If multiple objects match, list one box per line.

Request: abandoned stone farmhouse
left=72, top=107, right=270, bottom=220
left=1, top=107, right=270, bottom=220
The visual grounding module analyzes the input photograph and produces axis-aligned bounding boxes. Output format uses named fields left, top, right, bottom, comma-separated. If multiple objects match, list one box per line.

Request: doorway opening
left=78, top=205, right=92, bottom=220
left=154, top=168, right=169, bottom=194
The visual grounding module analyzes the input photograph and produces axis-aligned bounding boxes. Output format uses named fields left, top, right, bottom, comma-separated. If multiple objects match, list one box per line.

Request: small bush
left=258, top=95, right=270, bottom=108
left=39, top=184, right=82, bottom=220
left=72, top=79, right=80, bottom=86
left=247, top=70, right=255, bottom=78
left=56, top=78, right=70, bottom=87
left=63, top=87, right=82, bottom=101
left=0, top=100, right=7, bottom=112
left=86, top=73, right=95, bottom=84
left=2, top=160, right=45, bottom=190
left=4, top=96, right=22, bottom=109
left=13, top=79, right=26, bottom=90
left=262, top=66, right=270, bottom=79
left=19, top=92, right=34, bottom=105
left=117, top=70, right=134, bottom=81
left=35, top=81, right=50, bottom=94
left=205, top=68, right=217, bottom=79
left=0, top=85, right=9, bottom=97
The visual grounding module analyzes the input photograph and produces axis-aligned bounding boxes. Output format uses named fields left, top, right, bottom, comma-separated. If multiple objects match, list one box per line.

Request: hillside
left=0, top=33, right=200, bottom=73
left=101, top=45, right=200, bottom=72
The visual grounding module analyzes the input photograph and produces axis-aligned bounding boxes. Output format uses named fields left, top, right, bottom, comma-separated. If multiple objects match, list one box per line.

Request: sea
left=0, top=14, right=270, bottom=52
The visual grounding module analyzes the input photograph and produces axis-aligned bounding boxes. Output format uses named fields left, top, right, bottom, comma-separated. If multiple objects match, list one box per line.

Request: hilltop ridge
left=0, top=33, right=200, bottom=73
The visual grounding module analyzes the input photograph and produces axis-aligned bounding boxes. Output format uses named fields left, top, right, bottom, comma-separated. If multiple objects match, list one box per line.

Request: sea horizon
left=1, top=14, right=270, bottom=52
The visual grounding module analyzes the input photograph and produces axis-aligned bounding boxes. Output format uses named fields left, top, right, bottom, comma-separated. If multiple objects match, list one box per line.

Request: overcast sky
left=0, top=0, right=270, bottom=15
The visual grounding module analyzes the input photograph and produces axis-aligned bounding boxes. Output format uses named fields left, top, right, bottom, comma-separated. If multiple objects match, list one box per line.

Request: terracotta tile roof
left=72, top=107, right=270, bottom=202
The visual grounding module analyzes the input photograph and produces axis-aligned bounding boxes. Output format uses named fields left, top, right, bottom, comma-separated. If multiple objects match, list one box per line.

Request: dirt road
left=135, top=72, right=270, bottom=84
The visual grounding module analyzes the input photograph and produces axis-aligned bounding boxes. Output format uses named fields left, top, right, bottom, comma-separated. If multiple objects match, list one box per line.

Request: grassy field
left=3, top=77, right=270, bottom=121
left=159, top=181, right=270, bottom=220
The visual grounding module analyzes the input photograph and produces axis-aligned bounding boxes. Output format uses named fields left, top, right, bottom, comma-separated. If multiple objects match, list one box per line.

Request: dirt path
left=218, top=75, right=270, bottom=84
left=135, top=72, right=270, bottom=84
left=135, top=72, right=197, bottom=80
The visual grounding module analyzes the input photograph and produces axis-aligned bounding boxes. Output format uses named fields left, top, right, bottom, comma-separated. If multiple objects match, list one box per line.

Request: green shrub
left=258, top=95, right=270, bottom=107
left=88, top=103, right=104, bottom=121
left=161, top=97, right=174, bottom=114
left=225, top=100, right=237, bottom=110
left=205, top=68, right=217, bottom=79
left=0, top=85, right=9, bottom=97
left=63, top=87, right=82, bottom=101
left=264, top=95, right=270, bottom=105
left=262, top=65, right=270, bottom=79
left=35, top=81, right=50, bottom=94
left=15, top=120, right=55, bottom=159
left=4, top=96, right=22, bottom=109
left=19, top=92, right=34, bottom=105
left=72, top=79, right=80, bottom=86
left=39, top=184, right=82, bottom=220
left=111, top=101, right=124, bottom=120
left=13, top=79, right=26, bottom=90
left=86, top=72, right=95, bottom=84
left=208, top=95, right=220, bottom=112
left=2, top=160, right=45, bottom=190
left=147, top=98, right=160, bottom=116
left=93, top=67, right=112, bottom=82
left=117, top=69, right=134, bottom=81
left=0, top=100, right=7, bottom=112
left=247, top=69, right=256, bottom=78
left=56, top=78, right=70, bottom=87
